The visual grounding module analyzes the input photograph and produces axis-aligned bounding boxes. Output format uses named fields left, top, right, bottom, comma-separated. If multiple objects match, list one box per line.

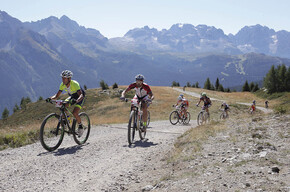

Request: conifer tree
left=2, top=107, right=9, bottom=119
left=263, top=65, right=277, bottom=93
left=204, top=78, right=211, bottom=90
left=215, top=78, right=220, bottom=91
left=242, top=80, right=250, bottom=92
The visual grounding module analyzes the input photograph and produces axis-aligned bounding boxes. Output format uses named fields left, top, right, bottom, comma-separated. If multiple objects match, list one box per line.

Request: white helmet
left=61, top=70, right=73, bottom=78
left=135, top=74, right=145, bottom=81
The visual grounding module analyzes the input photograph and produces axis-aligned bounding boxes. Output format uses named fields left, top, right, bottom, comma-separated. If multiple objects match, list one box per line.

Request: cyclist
left=220, top=102, right=230, bottom=117
left=196, top=92, right=212, bottom=116
left=173, top=94, right=189, bottom=118
left=265, top=100, right=269, bottom=108
left=120, top=74, right=154, bottom=131
left=250, top=100, right=256, bottom=114
left=46, top=70, right=86, bottom=137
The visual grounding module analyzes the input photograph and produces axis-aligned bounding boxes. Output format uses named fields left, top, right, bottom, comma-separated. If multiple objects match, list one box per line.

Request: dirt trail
left=173, top=88, right=273, bottom=113
left=0, top=120, right=196, bottom=192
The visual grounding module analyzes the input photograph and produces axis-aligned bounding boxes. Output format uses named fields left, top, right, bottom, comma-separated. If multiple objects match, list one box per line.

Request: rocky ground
left=124, top=114, right=290, bottom=192
left=0, top=105, right=289, bottom=191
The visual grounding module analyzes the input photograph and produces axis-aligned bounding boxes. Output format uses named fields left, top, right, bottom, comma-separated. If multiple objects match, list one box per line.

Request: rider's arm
left=50, top=90, right=62, bottom=100
left=196, top=99, right=201, bottom=106
left=121, top=87, right=131, bottom=98
left=149, top=92, right=154, bottom=100
left=76, top=89, right=84, bottom=103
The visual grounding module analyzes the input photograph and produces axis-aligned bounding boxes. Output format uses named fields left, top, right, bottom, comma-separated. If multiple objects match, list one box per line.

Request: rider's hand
left=172, top=104, right=175, bottom=107
left=45, top=98, right=52, bottom=103
left=196, top=104, right=199, bottom=107
left=69, top=98, right=77, bottom=105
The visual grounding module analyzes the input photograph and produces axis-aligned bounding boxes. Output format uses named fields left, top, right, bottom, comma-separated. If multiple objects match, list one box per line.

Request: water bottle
left=67, top=115, right=72, bottom=124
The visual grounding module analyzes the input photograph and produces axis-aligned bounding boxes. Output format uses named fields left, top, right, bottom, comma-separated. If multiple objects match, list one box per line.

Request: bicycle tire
left=220, top=112, right=225, bottom=120
left=128, top=110, right=136, bottom=145
left=169, top=111, right=179, bottom=125
left=73, top=112, right=91, bottom=145
left=137, top=113, right=146, bottom=140
left=40, top=113, right=64, bottom=152
left=197, top=112, right=204, bottom=126
left=183, top=112, right=191, bottom=124
left=147, top=111, right=150, bottom=126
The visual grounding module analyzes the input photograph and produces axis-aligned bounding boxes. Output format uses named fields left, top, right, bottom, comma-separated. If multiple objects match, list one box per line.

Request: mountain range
left=1, top=10, right=290, bottom=114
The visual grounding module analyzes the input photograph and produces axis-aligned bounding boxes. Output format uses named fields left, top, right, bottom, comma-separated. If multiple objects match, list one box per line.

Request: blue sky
left=1, top=0, right=289, bottom=38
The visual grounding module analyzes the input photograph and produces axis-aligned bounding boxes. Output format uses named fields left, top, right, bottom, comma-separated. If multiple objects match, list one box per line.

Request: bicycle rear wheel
left=128, top=110, right=136, bottom=145
left=169, top=111, right=179, bottom=125
left=40, top=113, right=64, bottom=152
left=73, top=112, right=91, bottom=145
left=183, top=112, right=191, bottom=124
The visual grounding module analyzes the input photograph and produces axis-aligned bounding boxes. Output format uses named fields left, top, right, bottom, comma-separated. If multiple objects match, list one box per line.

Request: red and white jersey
left=128, top=82, right=152, bottom=98
left=177, top=98, right=189, bottom=106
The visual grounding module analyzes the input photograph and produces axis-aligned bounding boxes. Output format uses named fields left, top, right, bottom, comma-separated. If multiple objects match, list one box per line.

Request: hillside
left=0, top=87, right=289, bottom=191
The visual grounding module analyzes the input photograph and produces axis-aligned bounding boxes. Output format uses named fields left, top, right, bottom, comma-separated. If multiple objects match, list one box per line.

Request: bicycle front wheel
left=183, top=112, right=191, bottom=124
left=220, top=113, right=225, bottom=120
left=169, top=111, right=179, bottom=125
left=137, top=114, right=146, bottom=140
left=128, top=110, right=136, bottom=145
left=40, top=113, right=64, bottom=152
left=73, top=112, right=91, bottom=145
left=197, top=112, right=204, bottom=126
left=147, top=111, right=150, bottom=126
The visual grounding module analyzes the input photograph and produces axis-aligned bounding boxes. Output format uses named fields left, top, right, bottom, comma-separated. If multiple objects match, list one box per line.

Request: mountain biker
left=250, top=100, right=256, bottom=113
left=220, top=102, right=230, bottom=117
left=173, top=94, right=189, bottom=118
left=265, top=100, right=269, bottom=108
left=46, top=70, right=86, bottom=137
left=120, top=74, right=154, bottom=131
left=196, top=92, right=212, bottom=116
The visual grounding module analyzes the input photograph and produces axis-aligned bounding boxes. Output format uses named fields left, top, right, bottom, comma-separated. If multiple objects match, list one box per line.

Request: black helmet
left=135, top=74, right=145, bottom=81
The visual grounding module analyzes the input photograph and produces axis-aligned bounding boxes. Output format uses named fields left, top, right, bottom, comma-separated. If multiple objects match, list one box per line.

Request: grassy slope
left=0, top=86, right=289, bottom=150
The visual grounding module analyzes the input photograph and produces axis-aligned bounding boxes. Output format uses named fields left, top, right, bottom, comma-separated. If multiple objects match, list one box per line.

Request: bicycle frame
left=53, top=100, right=76, bottom=134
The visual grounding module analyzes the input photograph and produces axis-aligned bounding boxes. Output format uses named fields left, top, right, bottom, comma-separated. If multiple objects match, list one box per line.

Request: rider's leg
left=73, top=107, right=81, bottom=124
left=142, top=105, right=148, bottom=126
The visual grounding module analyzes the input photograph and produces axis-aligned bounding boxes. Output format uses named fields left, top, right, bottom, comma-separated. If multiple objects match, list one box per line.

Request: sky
left=1, top=0, right=289, bottom=38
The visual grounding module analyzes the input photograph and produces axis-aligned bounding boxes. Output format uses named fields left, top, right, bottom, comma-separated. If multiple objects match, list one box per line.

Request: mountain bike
left=197, top=106, right=210, bottom=125
left=169, top=105, right=190, bottom=125
left=220, top=109, right=229, bottom=120
left=40, top=100, right=91, bottom=152
left=122, top=98, right=151, bottom=146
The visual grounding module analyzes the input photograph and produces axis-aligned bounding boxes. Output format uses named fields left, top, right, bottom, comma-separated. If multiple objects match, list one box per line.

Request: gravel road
left=0, top=120, right=196, bottom=192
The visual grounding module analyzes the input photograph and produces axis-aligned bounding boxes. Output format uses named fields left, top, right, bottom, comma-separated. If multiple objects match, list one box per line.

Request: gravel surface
left=0, top=120, right=195, bottom=192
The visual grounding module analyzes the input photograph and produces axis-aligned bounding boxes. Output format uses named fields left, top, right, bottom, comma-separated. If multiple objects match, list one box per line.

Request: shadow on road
left=38, top=143, right=88, bottom=156
left=129, top=139, right=158, bottom=148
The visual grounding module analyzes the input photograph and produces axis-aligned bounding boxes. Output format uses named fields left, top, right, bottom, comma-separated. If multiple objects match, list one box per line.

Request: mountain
left=110, top=24, right=290, bottom=59
left=1, top=11, right=290, bottom=115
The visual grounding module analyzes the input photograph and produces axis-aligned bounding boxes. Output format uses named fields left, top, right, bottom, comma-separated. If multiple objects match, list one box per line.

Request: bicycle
left=220, top=109, right=229, bottom=120
left=169, top=105, right=190, bottom=125
left=40, top=100, right=91, bottom=152
left=197, top=106, right=210, bottom=125
left=122, top=98, right=151, bottom=146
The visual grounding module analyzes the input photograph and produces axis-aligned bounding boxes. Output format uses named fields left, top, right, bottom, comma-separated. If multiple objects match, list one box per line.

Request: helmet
left=253, top=100, right=256, bottom=103
left=179, top=94, right=184, bottom=98
left=135, top=74, right=145, bottom=81
left=201, top=92, right=207, bottom=96
left=61, top=70, right=73, bottom=78
left=222, top=102, right=226, bottom=105
left=178, top=96, right=183, bottom=101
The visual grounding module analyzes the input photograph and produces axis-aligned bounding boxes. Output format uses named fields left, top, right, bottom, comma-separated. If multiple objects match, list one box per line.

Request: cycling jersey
left=200, top=96, right=211, bottom=106
left=127, top=82, right=152, bottom=100
left=178, top=98, right=189, bottom=107
left=59, top=80, right=85, bottom=99
left=221, top=103, right=229, bottom=110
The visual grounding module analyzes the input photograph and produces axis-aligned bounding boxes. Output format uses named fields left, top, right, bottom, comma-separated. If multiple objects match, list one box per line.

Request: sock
left=143, top=122, right=147, bottom=127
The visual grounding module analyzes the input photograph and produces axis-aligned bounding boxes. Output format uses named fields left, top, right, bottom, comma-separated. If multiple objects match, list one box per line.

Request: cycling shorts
left=65, top=96, right=85, bottom=109
left=132, top=95, right=151, bottom=107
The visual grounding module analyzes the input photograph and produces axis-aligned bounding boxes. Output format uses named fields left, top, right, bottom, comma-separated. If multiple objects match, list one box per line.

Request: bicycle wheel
left=73, top=112, right=91, bottom=145
left=137, top=114, right=146, bottom=140
left=183, top=112, right=191, bottom=124
left=197, top=112, right=204, bottom=125
left=220, top=113, right=225, bottom=120
left=147, top=111, right=150, bottom=126
left=128, top=110, right=136, bottom=145
left=169, top=111, right=179, bottom=125
left=40, top=113, right=64, bottom=152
